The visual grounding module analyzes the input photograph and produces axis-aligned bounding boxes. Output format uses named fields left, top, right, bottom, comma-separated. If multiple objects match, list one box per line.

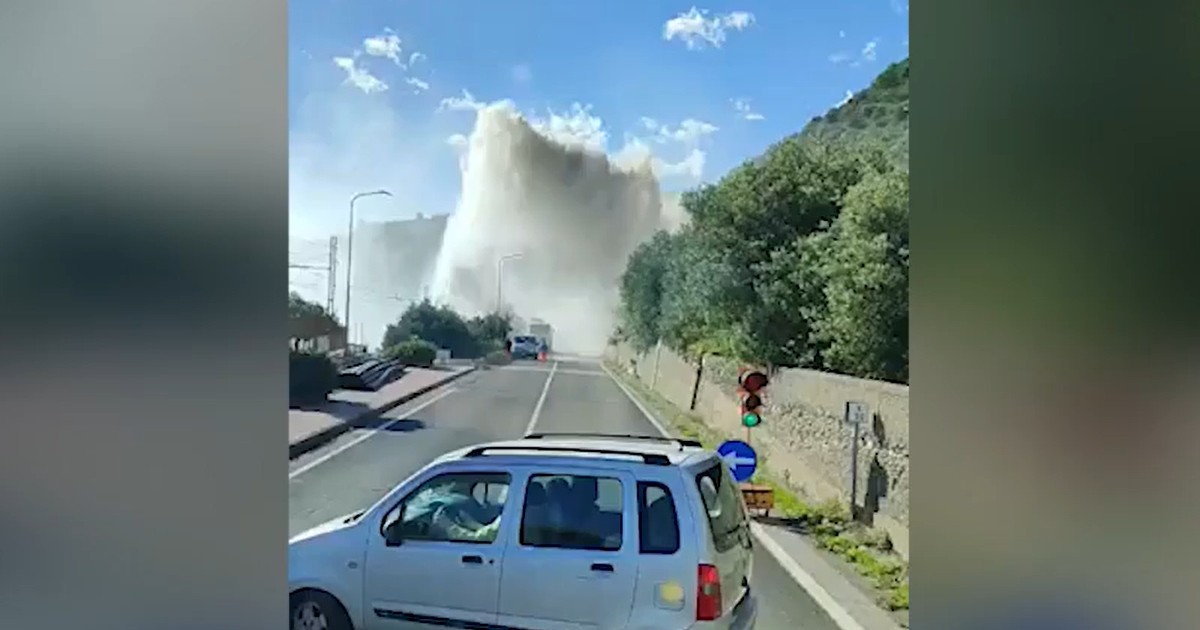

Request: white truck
left=528, top=319, right=553, bottom=351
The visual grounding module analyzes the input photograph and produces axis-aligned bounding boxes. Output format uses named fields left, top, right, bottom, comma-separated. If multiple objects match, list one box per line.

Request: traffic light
left=737, top=368, right=769, bottom=428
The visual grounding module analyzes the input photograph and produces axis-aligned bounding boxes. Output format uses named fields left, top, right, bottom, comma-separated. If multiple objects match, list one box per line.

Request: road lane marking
left=523, top=361, right=558, bottom=435
left=600, top=360, right=868, bottom=630
left=288, top=387, right=458, bottom=479
left=598, top=361, right=671, bottom=437
left=750, top=522, right=868, bottom=630
left=499, top=365, right=603, bottom=377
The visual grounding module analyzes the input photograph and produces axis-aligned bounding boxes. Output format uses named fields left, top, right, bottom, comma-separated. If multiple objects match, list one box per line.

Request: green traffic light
left=742, top=412, right=761, bottom=428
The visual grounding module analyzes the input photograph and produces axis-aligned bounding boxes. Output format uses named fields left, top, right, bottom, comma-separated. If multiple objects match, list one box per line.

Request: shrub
left=485, top=350, right=512, bottom=365
left=289, top=351, right=337, bottom=405
left=384, top=338, right=438, bottom=367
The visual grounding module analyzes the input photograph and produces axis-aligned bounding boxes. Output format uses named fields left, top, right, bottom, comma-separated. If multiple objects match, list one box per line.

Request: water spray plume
left=430, top=102, right=682, bottom=354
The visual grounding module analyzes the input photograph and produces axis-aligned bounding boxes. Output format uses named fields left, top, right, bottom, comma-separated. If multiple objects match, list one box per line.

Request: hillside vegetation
left=615, top=59, right=909, bottom=383
left=803, top=58, right=909, bottom=168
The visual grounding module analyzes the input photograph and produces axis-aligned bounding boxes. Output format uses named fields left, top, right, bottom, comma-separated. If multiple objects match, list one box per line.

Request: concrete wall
left=607, top=341, right=910, bottom=558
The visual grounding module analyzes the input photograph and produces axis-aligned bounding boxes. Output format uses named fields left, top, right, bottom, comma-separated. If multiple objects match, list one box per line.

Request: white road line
left=599, top=361, right=671, bottom=437
left=601, top=360, right=868, bottom=630
left=289, top=387, right=458, bottom=479
left=523, top=361, right=558, bottom=435
left=499, top=365, right=603, bottom=377
left=750, top=522, right=868, bottom=630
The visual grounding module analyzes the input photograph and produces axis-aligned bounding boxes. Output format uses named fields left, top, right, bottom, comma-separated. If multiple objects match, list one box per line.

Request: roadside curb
left=288, top=366, right=477, bottom=460
left=600, top=359, right=886, bottom=630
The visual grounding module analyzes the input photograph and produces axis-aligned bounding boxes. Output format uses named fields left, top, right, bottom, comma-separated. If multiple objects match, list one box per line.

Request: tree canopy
left=613, top=60, right=909, bottom=383
left=382, top=300, right=513, bottom=359
left=288, top=292, right=341, bottom=342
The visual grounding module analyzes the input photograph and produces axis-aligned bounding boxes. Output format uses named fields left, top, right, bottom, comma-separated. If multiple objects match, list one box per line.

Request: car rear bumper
left=688, top=589, right=757, bottom=630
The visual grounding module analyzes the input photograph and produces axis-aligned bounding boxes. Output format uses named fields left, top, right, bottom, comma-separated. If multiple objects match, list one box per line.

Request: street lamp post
left=496, top=252, right=523, bottom=313
left=345, top=189, right=392, bottom=349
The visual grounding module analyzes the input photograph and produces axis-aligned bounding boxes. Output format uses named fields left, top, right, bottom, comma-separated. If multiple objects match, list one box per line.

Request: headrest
left=572, top=476, right=598, bottom=502
left=525, top=482, right=546, bottom=506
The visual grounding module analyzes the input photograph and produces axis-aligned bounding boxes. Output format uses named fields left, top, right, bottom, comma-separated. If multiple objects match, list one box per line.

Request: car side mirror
left=384, top=521, right=404, bottom=547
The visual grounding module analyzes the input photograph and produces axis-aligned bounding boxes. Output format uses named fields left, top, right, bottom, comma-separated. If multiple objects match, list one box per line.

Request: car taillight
left=696, top=563, right=722, bottom=621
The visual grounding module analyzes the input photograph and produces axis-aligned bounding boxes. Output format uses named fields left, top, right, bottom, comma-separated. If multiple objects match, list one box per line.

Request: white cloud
left=655, top=118, right=718, bottom=144
left=405, top=77, right=430, bottom=93
left=511, top=64, right=533, bottom=85
left=528, top=103, right=609, bottom=151
left=890, top=0, right=909, bottom=15
left=732, top=97, right=765, bottom=121
left=333, top=56, right=388, bottom=94
left=663, top=7, right=756, bottom=50
left=862, top=39, right=879, bottom=62
left=831, top=38, right=881, bottom=66
left=656, top=148, right=706, bottom=180
left=637, top=116, right=718, bottom=143
left=408, top=51, right=426, bottom=66
left=438, top=89, right=486, bottom=112
left=839, top=30, right=846, bottom=39
left=440, top=92, right=712, bottom=183
left=362, top=30, right=404, bottom=66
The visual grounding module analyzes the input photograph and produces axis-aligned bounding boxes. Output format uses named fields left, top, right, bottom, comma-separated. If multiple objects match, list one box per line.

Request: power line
left=286, top=235, right=338, bottom=315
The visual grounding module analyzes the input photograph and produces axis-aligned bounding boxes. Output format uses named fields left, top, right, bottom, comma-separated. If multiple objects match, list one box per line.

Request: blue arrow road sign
left=716, top=440, right=757, bottom=483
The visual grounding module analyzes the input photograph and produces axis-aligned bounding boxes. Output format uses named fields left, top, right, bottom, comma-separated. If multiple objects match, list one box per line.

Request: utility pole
left=344, top=189, right=393, bottom=350
left=288, top=237, right=339, bottom=316
left=326, top=236, right=338, bottom=315
left=496, top=252, right=523, bottom=312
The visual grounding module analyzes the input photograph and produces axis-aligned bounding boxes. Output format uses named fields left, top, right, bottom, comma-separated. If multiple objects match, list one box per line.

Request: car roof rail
left=464, top=444, right=671, bottom=466
left=524, top=431, right=703, bottom=450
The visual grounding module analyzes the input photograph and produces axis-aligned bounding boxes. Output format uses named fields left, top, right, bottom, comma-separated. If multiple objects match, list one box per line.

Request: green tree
left=382, top=300, right=481, bottom=358
left=467, top=311, right=513, bottom=350
left=288, top=292, right=340, bottom=349
left=383, top=338, right=439, bottom=367
left=813, top=169, right=909, bottom=382
left=610, top=59, right=910, bottom=381
left=617, top=231, right=675, bottom=352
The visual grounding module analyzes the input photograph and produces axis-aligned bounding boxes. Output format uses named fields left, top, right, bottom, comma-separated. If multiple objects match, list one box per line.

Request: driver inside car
left=426, top=480, right=502, bottom=542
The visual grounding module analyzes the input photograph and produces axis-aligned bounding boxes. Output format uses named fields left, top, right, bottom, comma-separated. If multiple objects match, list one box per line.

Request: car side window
left=520, top=474, right=623, bottom=551
left=381, top=472, right=511, bottom=545
left=637, top=481, right=680, bottom=554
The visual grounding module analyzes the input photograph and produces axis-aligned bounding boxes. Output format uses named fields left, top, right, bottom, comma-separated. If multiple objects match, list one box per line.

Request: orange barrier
left=739, top=484, right=775, bottom=516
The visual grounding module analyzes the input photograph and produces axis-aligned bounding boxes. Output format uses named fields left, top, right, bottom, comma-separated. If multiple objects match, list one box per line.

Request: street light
left=345, top=189, right=392, bottom=348
left=496, top=252, right=523, bottom=312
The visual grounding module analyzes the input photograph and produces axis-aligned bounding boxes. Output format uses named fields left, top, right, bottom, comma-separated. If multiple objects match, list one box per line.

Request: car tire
left=290, top=589, right=353, bottom=630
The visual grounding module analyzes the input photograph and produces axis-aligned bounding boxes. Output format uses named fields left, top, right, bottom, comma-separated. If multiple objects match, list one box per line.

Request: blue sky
left=288, top=1, right=908, bottom=241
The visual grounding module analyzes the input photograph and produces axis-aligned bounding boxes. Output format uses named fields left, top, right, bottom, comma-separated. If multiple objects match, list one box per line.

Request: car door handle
left=590, top=563, right=614, bottom=573
left=461, top=555, right=483, bottom=564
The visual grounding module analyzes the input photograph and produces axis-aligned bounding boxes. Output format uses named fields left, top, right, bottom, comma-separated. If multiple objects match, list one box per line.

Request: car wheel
left=290, top=590, right=353, bottom=630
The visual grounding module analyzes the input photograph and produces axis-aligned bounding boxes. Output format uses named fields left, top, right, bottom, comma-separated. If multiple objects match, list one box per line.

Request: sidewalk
left=751, top=522, right=905, bottom=630
left=288, top=365, right=475, bottom=459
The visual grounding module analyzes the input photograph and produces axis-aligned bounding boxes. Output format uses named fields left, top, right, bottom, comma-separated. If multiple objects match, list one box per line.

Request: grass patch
left=605, top=360, right=910, bottom=613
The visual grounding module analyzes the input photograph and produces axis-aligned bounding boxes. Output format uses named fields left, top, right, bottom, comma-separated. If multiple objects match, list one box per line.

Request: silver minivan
left=289, top=433, right=758, bottom=629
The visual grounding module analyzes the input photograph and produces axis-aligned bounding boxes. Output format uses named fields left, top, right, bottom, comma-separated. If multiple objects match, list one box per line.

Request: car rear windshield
left=514, top=336, right=536, bottom=344
left=694, top=461, right=748, bottom=553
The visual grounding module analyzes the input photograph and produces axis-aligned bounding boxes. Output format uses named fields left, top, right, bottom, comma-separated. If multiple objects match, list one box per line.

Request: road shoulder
left=600, top=360, right=906, bottom=630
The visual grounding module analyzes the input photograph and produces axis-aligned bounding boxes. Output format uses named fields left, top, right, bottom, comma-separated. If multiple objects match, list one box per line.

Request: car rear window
left=514, top=336, right=535, bottom=344
left=694, top=462, right=748, bottom=553
left=637, top=481, right=680, bottom=554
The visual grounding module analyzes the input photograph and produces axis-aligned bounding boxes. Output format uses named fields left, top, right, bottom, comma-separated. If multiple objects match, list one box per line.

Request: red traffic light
left=739, top=370, right=769, bottom=394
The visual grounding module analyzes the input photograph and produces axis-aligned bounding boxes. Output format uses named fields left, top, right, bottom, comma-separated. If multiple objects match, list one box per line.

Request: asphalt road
left=288, top=357, right=840, bottom=630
